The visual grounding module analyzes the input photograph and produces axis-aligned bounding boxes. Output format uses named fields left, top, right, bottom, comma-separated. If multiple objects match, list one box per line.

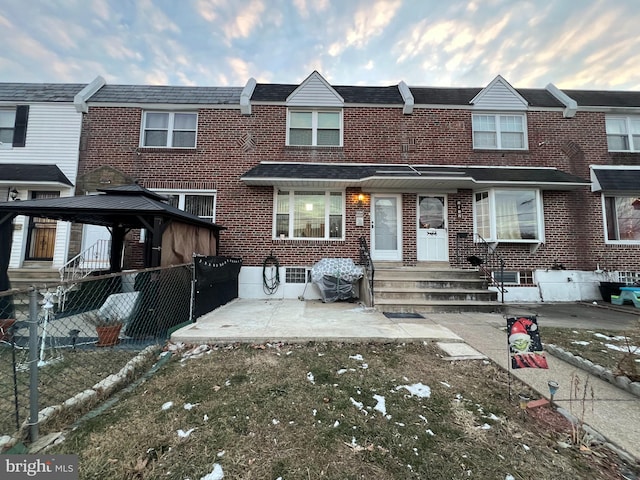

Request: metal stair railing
left=58, top=239, right=111, bottom=283
left=358, top=236, right=375, bottom=305
left=455, top=232, right=506, bottom=303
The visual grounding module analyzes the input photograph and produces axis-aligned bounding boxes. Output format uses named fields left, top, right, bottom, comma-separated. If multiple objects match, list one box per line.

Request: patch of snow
left=306, top=372, right=315, bottom=384
left=605, top=343, right=639, bottom=353
left=217, top=451, right=225, bottom=457
left=312, top=409, right=317, bottom=416
left=224, top=380, right=231, bottom=387
left=522, top=444, right=530, bottom=451
left=177, top=428, right=196, bottom=438
left=485, top=413, right=500, bottom=421
left=272, top=419, right=280, bottom=425
left=200, top=463, right=224, bottom=480
left=350, top=397, right=364, bottom=410
left=333, top=420, right=340, bottom=428
left=440, top=381, right=451, bottom=388
left=373, top=394, right=387, bottom=416
left=593, top=333, right=626, bottom=341
left=477, top=423, right=491, bottom=430
left=360, top=363, right=369, bottom=369
left=349, top=354, right=364, bottom=361
left=418, top=414, right=428, bottom=424
left=203, top=414, right=209, bottom=422
left=505, top=475, right=515, bottom=480
left=571, top=341, right=590, bottom=346
left=396, top=383, right=431, bottom=398
left=337, top=368, right=348, bottom=375
left=184, top=403, right=199, bottom=410
left=426, top=429, right=435, bottom=436
left=161, top=401, right=173, bottom=410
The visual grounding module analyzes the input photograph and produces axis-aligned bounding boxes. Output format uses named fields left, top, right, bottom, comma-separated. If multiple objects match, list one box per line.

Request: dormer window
left=472, top=113, right=527, bottom=150
left=287, top=110, right=342, bottom=147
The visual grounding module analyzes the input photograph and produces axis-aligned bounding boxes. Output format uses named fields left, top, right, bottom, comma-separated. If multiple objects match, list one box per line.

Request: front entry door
left=371, top=194, right=402, bottom=261
left=417, top=195, right=448, bottom=262
left=26, top=191, right=60, bottom=260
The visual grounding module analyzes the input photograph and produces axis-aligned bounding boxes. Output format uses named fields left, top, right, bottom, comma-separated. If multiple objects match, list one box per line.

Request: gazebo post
left=110, top=225, right=126, bottom=273
left=150, top=217, right=163, bottom=267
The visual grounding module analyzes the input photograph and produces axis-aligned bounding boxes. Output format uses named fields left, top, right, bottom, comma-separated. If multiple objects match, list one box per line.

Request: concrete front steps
left=8, top=261, right=61, bottom=290
left=373, top=264, right=503, bottom=314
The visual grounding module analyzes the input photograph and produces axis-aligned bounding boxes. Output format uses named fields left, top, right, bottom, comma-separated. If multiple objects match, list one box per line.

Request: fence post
left=28, top=288, right=39, bottom=442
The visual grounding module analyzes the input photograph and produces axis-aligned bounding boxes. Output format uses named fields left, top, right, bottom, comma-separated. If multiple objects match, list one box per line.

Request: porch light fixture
left=9, top=188, right=19, bottom=201
left=357, top=193, right=365, bottom=207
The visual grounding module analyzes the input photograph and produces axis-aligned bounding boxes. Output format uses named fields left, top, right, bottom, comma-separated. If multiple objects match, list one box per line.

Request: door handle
left=371, top=222, right=374, bottom=229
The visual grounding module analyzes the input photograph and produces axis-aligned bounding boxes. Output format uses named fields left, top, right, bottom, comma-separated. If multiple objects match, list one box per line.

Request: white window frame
left=286, top=109, right=343, bottom=147
left=605, top=116, right=640, bottom=152
left=153, top=189, right=216, bottom=222
left=472, top=113, right=528, bottom=150
left=0, top=108, right=16, bottom=149
left=601, top=193, right=640, bottom=244
left=140, top=111, right=198, bottom=148
left=473, top=188, right=544, bottom=243
left=273, top=189, right=345, bottom=240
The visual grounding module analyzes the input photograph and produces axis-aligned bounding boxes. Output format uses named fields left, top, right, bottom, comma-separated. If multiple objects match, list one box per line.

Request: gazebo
left=0, top=184, right=225, bottom=317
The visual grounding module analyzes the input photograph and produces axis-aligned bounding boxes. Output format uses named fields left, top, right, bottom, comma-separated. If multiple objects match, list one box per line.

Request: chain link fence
left=0, top=263, right=195, bottom=449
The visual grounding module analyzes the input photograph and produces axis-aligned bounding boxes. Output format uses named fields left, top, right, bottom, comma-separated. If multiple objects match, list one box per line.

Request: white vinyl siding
left=606, top=116, right=640, bottom=152
left=287, top=110, right=342, bottom=147
left=142, top=112, right=197, bottom=148
left=472, top=114, right=527, bottom=150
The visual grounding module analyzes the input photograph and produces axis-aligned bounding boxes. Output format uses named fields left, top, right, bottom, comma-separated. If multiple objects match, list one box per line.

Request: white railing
left=59, top=239, right=111, bottom=283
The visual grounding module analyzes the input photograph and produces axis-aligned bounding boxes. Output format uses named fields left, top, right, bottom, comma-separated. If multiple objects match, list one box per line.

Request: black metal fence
left=0, top=258, right=240, bottom=450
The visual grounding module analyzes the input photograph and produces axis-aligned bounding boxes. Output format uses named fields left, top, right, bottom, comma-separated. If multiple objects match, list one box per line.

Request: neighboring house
left=0, top=82, right=93, bottom=278
left=15, top=71, right=640, bottom=302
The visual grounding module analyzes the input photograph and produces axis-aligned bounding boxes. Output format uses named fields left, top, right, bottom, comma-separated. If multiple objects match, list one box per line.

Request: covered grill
left=310, top=258, right=364, bottom=303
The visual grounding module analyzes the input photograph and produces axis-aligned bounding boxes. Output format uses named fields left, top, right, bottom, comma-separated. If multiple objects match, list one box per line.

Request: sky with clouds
left=1, top=0, right=639, bottom=90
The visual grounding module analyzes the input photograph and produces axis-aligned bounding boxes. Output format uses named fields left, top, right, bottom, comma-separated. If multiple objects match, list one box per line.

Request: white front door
left=417, top=195, right=448, bottom=262
left=371, top=194, right=402, bottom=261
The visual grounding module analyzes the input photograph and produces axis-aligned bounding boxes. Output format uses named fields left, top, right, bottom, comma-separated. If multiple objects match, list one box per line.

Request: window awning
left=241, top=162, right=590, bottom=191
left=0, top=163, right=73, bottom=186
left=591, top=167, right=640, bottom=193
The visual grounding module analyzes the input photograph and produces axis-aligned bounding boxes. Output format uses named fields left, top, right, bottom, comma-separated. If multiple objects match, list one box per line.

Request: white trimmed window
left=275, top=190, right=343, bottom=239
left=472, top=113, right=527, bottom=150
left=606, top=116, right=640, bottom=151
left=287, top=110, right=342, bottom=146
left=0, top=106, right=28, bottom=148
left=474, top=189, right=543, bottom=242
left=603, top=195, right=640, bottom=243
left=141, top=112, right=197, bottom=148
left=160, top=191, right=216, bottom=222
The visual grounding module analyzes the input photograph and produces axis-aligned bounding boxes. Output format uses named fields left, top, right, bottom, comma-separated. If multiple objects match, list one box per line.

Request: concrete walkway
left=172, top=298, right=640, bottom=462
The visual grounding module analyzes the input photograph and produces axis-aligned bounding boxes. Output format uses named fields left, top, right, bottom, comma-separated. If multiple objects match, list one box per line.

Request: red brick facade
left=77, top=99, right=640, bottom=273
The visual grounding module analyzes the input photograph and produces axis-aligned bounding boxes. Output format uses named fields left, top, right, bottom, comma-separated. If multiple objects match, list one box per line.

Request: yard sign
left=507, top=316, right=549, bottom=369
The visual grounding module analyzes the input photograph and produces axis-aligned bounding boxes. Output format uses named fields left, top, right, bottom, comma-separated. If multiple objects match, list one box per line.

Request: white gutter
left=545, top=83, right=577, bottom=118
left=74, top=75, right=106, bottom=113
left=240, top=77, right=256, bottom=115
left=398, top=81, right=414, bottom=114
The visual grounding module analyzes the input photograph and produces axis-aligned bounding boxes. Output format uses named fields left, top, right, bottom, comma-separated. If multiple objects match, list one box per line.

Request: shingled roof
left=88, top=84, right=243, bottom=104
left=0, top=83, right=86, bottom=102
left=0, top=164, right=73, bottom=186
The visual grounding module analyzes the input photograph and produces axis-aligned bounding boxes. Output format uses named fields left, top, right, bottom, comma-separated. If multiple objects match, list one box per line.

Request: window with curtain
left=287, top=110, right=341, bottom=146
left=142, top=111, right=197, bottom=148
left=606, top=116, right=640, bottom=151
left=604, top=195, right=640, bottom=242
left=472, top=113, right=526, bottom=150
left=474, top=189, right=542, bottom=242
left=275, top=190, right=343, bottom=239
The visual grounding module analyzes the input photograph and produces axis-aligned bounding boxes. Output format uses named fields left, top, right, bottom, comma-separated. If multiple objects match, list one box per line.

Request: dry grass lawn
left=47, top=342, right=638, bottom=480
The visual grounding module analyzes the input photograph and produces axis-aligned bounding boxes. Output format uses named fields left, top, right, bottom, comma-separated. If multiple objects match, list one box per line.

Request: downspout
left=398, top=81, right=414, bottom=114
